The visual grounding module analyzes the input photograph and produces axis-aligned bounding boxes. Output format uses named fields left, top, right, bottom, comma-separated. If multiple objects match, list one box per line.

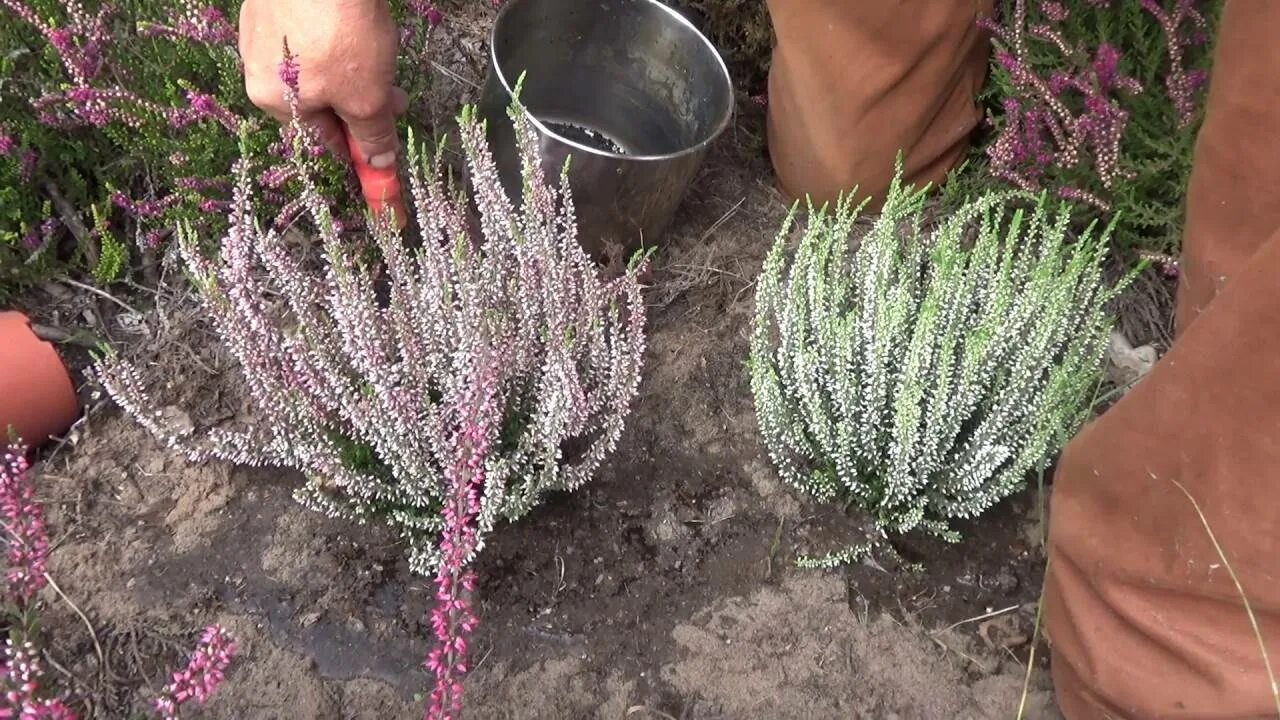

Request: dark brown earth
left=8, top=2, right=1179, bottom=718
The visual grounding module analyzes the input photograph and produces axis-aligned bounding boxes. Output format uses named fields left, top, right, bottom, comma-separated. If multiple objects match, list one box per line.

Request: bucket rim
left=487, top=0, right=735, bottom=163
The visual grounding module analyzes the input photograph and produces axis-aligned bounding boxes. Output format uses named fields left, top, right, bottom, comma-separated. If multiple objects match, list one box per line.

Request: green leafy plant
left=750, top=165, right=1131, bottom=542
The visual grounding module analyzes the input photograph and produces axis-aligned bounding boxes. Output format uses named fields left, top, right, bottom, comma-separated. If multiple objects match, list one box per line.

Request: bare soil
left=5, top=3, right=1161, bottom=717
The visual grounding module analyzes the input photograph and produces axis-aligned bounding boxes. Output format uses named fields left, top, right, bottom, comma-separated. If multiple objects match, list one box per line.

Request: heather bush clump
left=0, top=0, right=445, bottom=300
left=750, top=166, right=1128, bottom=543
left=973, top=0, right=1219, bottom=255
left=93, top=73, right=648, bottom=716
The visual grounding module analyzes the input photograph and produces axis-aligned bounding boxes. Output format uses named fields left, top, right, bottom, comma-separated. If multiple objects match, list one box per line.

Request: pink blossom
left=143, top=229, right=169, bottom=249
left=425, top=360, right=501, bottom=720
left=1, top=446, right=50, bottom=604
left=19, top=150, right=38, bottom=182
left=0, top=640, right=76, bottom=719
left=153, top=625, right=236, bottom=720
left=1038, top=0, right=1068, bottom=22
left=169, top=90, right=241, bottom=132
left=34, top=86, right=163, bottom=129
left=1141, top=0, right=1209, bottom=127
left=138, top=0, right=236, bottom=45
left=1092, top=43, right=1121, bottom=91
left=0, top=0, right=110, bottom=83
left=981, top=0, right=1146, bottom=192
left=409, top=1, right=444, bottom=27
left=278, top=44, right=301, bottom=95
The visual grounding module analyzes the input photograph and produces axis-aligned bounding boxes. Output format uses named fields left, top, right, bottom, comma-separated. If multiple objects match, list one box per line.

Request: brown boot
left=1044, top=2, right=1280, bottom=717
left=764, top=0, right=993, bottom=209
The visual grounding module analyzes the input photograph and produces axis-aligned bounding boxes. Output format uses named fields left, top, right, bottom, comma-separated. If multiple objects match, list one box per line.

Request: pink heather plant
left=980, top=0, right=1145, bottom=207
left=0, top=444, right=74, bottom=718
left=975, top=0, right=1217, bottom=254
left=93, top=65, right=648, bottom=716
left=1, top=0, right=445, bottom=298
left=0, top=0, right=108, bottom=84
left=153, top=625, right=237, bottom=720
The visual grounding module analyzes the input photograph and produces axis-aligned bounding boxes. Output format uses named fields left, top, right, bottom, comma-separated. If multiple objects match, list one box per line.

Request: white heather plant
left=93, top=95, right=648, bottom=578
left=750, top=165, right=1129, bottom=544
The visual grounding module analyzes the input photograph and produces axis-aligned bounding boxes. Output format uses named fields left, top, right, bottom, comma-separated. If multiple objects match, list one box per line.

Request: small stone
left=158, top=406, right=195, bottom=436
left=992, top=570, right=1018, bottom=594
left=646, top=502, right=691, bottom=546
left=300, top=612, right=321, bottom=628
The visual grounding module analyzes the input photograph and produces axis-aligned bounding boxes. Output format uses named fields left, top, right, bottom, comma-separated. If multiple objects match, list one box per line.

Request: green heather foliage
left=750, top=167, right=1130, bottom=540
left=0, top=0, right=442, bottom=301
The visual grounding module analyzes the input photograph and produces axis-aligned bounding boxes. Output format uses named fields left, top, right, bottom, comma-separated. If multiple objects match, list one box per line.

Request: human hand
left=239, top=0, right=408, bottom=169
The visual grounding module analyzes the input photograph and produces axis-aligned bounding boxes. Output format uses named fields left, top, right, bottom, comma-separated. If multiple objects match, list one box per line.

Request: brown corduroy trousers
left=765, top=1, right=1280, bottom=716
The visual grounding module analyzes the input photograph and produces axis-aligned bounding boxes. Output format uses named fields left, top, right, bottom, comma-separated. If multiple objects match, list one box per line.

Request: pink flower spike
left=152, top=625, right=236, bottom=720
left=1, top=445, right=50, bottom=604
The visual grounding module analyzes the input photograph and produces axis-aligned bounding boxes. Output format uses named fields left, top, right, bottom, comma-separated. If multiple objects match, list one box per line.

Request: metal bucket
left=478, top=0, right=734, bottom=261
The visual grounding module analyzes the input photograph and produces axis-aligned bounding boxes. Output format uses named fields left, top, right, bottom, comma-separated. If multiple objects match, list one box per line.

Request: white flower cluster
left=95, top=101, right=648, bottom=574
left=750, top=165, right=1126, bottom=539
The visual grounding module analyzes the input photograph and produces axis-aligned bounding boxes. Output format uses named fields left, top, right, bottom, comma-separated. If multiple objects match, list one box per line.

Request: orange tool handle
left=342, top=125, right=408, bottom=230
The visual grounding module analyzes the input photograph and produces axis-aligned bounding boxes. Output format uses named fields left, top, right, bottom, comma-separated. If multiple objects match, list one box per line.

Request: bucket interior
left=490, top=0, right=733, bottom=159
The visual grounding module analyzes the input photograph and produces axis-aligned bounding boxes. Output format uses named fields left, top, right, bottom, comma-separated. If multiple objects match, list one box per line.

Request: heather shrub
left=971, top=0, right=1220, bottom=255
left=750, top=166, right=1129, bottom=543
left=0, top=0, right=444, bottom=300
left=93, top=75, right=648, bottom=715
left=0, top=442, right=236, bottom=718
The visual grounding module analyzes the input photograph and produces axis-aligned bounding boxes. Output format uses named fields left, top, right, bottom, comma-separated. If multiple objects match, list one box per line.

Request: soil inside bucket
left=541, top=120, right=630, bottom=155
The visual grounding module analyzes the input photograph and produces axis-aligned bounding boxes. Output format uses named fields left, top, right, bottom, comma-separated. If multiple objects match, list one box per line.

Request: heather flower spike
left=138, top=0, right=237, bottom=46
left=153, top=625, right=237, bottom=720
left=1141, top=0, right=1209, bottom=127
left=1, top=445, right=50, bottom=605
left=0, top=639, right=76, bottom=719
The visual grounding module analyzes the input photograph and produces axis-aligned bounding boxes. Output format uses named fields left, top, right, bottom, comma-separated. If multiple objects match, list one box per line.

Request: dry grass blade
left=56, top=276, right=144, bottom=316
left=1017, top=558, right=1047, bottom=720
left=627, top=706, right=679, bottom=720
left=0, top=519, right=107, bottom=671
left=42, top=571, right=108, bottom=673
left=931, top=603, right=1019, bottom=636
left=1169, top=477, right=1280, bottom=715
